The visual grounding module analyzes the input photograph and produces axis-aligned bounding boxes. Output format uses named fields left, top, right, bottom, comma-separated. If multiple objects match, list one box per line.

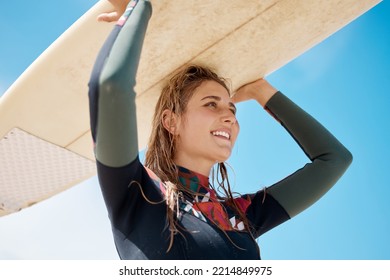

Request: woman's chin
left=213, top=151, right=232, bottom=163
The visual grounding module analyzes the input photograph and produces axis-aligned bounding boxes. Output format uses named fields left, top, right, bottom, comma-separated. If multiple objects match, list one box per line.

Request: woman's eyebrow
left=201, top=95, right=237, bottom=112
left=201, top=95, right=221, bottom=101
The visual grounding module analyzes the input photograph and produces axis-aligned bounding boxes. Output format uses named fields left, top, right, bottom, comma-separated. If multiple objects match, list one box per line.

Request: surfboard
left=0, top=0, right=380, bottom=217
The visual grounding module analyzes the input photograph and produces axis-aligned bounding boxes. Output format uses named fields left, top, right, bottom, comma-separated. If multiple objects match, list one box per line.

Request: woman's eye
left=206, top=102, right=217, bottom=108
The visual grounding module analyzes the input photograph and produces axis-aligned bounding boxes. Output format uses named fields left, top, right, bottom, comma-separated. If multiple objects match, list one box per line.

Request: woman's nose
left=221, top=110, right=237, bottom=124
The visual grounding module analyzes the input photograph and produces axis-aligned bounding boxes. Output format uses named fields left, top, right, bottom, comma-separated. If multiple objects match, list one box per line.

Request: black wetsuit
left=88, top=0, right=352, bottom=260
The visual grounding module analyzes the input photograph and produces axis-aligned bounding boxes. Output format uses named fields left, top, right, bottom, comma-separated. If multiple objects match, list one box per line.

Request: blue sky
left=0, top=0, right=389, bottom=260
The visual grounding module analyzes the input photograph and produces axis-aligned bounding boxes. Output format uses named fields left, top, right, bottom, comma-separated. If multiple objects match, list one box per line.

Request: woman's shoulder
left=143, top=165, right=167, bottom=195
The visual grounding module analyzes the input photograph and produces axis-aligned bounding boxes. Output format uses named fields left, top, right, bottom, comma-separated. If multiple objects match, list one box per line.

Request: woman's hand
left=232, top=78, right=278, bottom=107
left=97, top=0, right=131, bottom=22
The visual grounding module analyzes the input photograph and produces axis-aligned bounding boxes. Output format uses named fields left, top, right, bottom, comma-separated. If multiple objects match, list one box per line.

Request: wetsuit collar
left=177, top=166, right=210, bottom=193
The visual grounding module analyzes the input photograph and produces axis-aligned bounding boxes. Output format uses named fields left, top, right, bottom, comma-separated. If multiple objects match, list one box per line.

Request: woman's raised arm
left=234, top=79, right=352, bottom=218
left=88, top=0, right=152, bottom=168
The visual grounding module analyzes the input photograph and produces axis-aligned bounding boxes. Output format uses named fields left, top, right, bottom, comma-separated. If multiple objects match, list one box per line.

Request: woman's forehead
left=192, top=80, right=230, bottom=100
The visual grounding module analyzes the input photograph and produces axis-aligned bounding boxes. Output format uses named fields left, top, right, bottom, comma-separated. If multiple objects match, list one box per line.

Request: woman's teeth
left=212, top=131, right=230, bottom=139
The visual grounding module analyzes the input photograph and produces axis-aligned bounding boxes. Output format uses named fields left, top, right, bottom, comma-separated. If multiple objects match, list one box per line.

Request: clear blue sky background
left=0, top=1, right=389, bottom=260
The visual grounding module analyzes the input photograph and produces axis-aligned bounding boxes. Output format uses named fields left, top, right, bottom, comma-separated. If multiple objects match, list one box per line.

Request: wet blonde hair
left=145, top=64, right=254, bottom=251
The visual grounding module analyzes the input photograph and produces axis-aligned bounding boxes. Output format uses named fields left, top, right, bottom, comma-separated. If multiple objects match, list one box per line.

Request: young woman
left=89, top=0, right=352, bottom=259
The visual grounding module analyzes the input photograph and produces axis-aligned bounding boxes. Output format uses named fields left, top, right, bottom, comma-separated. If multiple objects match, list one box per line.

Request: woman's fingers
left=97, top=0, right=131, bottom=22
left=97, top=11, right=121, bottom=22
left=231, top=90, right=249, bottom=104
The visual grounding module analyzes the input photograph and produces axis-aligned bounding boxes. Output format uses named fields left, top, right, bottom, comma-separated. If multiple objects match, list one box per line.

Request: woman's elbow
left=340, top=146, right=353, bottom=168
left=330, top=146, right=353, bottom=174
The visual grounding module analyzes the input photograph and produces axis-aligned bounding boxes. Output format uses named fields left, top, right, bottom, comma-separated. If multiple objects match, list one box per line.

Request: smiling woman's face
left=173, top=80, right=239, bottom=171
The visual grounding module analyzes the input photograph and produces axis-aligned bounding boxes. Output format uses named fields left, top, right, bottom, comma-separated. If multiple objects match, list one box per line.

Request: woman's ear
left=162, top=109, right=179, bottom=135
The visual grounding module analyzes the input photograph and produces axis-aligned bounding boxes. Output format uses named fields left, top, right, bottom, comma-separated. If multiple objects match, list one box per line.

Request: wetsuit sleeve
left=88, top=1, right=156, bottom=226
left=88, top=0, right=152, bottom=168
left=264, top=91, right=353, bottom=218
